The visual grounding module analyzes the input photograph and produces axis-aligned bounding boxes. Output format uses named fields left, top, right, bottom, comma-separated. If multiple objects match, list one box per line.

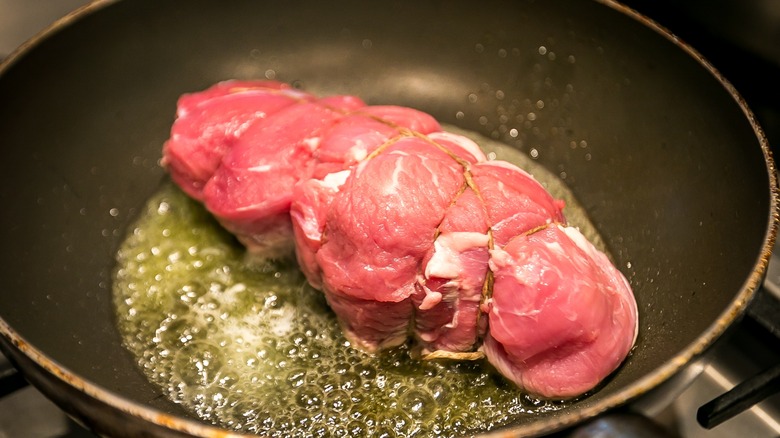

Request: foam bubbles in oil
left=113, top=130, right=601, bottom=437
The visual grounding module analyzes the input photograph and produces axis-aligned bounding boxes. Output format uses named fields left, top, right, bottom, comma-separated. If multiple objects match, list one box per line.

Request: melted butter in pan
left=113, top=129, right=602, bottom=436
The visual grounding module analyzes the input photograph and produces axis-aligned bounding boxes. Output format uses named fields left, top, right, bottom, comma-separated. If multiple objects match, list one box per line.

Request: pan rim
left=0, top=0, right=777, bottom=436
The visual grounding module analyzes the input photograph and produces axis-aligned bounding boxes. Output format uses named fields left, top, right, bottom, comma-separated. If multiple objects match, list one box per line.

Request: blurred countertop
left=0, top=0, right=89, bottom=58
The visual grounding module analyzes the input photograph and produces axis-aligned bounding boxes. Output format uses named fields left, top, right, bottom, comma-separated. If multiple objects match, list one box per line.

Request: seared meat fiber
left=162, top=80, right=639, bottom=398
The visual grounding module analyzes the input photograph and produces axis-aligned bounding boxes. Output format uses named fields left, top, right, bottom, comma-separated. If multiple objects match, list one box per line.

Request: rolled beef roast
left=161, top=80, right=639, bottom=398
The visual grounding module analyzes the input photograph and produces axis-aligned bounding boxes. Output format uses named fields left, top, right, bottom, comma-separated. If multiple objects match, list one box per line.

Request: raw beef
left=202, top=98, right=361, bottom=257
left=292, top=133, right=488, bottom=350
left=293, top=140, right=569, bottom=354
left=163, top=80, right=442, bottom=258
left=162, top=80, right=313, bottom=200
left=484, top=224, right=638, bottom=398
left=162, top=81, right=639, bottom=399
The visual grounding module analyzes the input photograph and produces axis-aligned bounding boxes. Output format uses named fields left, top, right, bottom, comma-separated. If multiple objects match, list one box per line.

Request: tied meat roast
left=162, top=80, right=639, bottom=399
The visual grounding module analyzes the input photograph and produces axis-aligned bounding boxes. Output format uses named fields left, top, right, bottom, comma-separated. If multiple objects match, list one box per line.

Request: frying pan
left=0, top=0, right=776, bottom=436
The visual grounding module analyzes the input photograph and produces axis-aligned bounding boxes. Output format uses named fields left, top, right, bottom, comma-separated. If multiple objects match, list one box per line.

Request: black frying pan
left=0, top=0, right=776, bottom=436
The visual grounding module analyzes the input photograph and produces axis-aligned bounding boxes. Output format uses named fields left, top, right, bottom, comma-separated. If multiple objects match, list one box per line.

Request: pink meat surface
left=162, top=86, right=311, bottom=200
left=291, top=129, right=573, bottom=355
left=474, top=161, right=567, bottom=246
left=292, top=107, right=443, bottom=286
left=202, top=99, right=361, bottom=257
left=303, top=136, right=482, bottom=350
left=414, top=189, right=490, bottom=354
left=174, top=80, right=294, bottom=118
left=163, top=81, right=639, bottom=399
left=413, top=157, right=566, bottom=354
left=312, top=106, right=441, bottom=178
left=484, top=223, right=638, bottom=398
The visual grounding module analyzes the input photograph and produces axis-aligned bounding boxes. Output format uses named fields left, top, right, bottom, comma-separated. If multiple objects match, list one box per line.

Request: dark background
left=3, top=1, right=778, bottom=154
left=620, top=0, right=780, bottom=156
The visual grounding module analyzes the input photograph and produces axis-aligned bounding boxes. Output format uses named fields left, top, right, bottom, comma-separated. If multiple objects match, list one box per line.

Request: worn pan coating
left=0, top=0, right=776, bottom=436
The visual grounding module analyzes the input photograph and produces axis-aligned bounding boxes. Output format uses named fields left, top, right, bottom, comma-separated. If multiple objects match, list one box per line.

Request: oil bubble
left=375, top=425, right=397, bottom=438
left=173, top=341, right=223, bottom=387
left=347, top=420, right=367, bottom=436
left=427, top=380, right=452, bottom=405
left=328, top=389, right=352, bottom=413
left=521, top=393, right=546, bottom=408
left=400, top=388, right=435, bottom=421
left=295, top=385, right=324, bottom=410
left=156, top=317, right=204, bottom=346
left=217, top=372, right=239, bottom=389
left=112, top=127, right=604, bottom=435
left=286, top=370, right=307, bottom=388
left=336, top=371, right=361, bottom=390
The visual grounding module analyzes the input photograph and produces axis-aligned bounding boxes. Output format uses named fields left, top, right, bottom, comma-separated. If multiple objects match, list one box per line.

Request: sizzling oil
left=113, top=130, right=602, bottom=437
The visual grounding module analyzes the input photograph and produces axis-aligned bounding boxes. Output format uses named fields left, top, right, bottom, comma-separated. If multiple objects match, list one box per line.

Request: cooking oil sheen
left=113, top=129, right=602, bottom=437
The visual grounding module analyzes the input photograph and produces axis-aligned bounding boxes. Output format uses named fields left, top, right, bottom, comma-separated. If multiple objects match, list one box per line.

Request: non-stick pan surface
left=0, top=0, right=776, bottom=436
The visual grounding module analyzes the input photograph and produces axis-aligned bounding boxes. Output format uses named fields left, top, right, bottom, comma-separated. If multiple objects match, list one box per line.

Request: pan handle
left=696, top=363, right=780, bottom=429
left=0, top=358, right=29, bottom=398
left=696, top=282, right=780, bottom=429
